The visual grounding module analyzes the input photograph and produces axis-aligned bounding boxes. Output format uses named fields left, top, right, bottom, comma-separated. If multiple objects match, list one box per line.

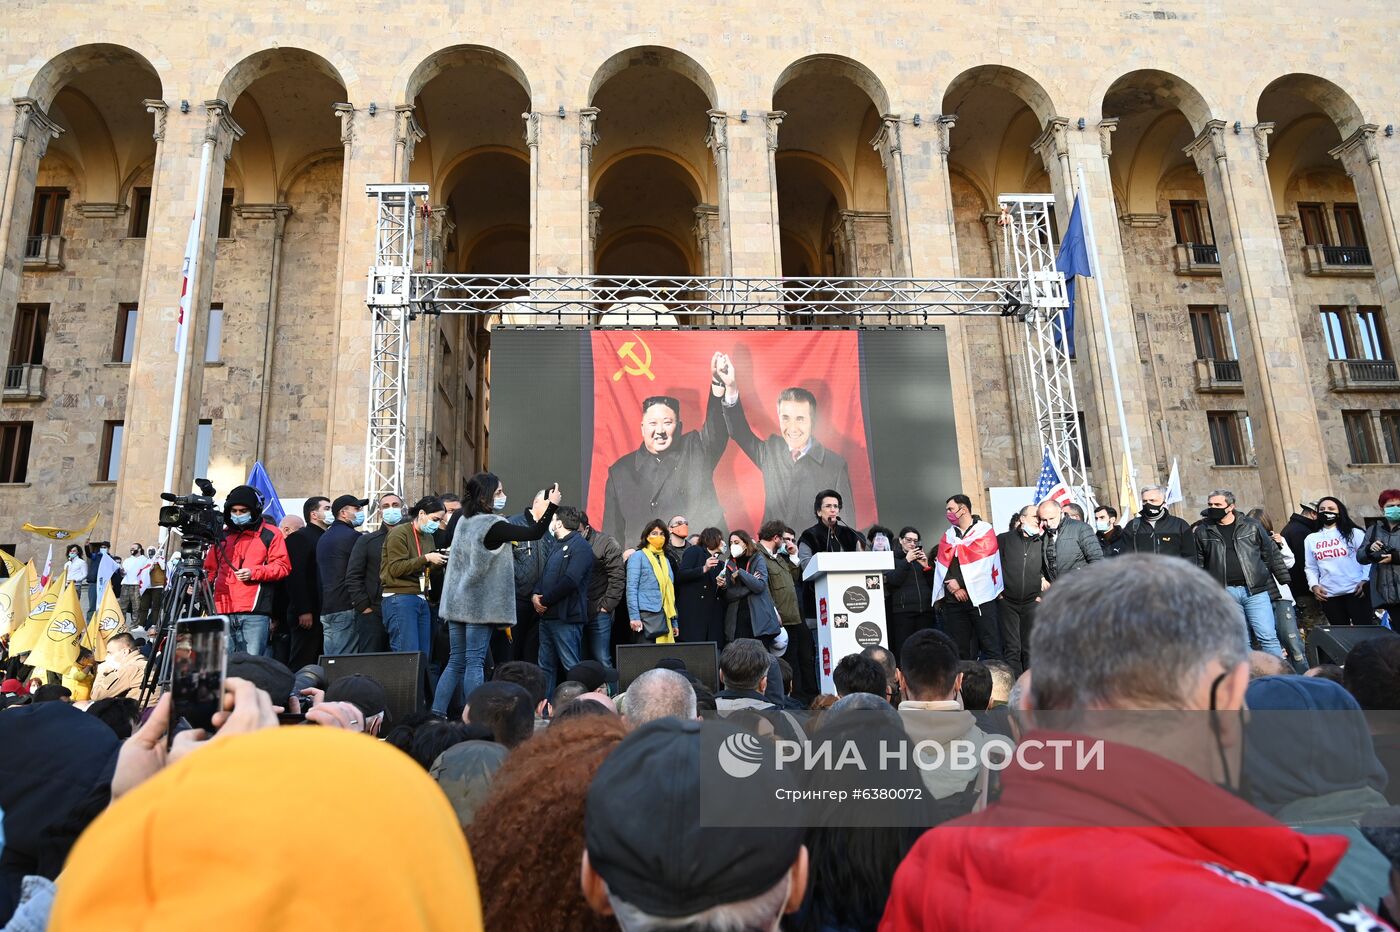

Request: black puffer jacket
left=887, top=551, right=935, bottom=614
left=997, top=530, right=1045, bottom=602
left=1359, top=521, right=1400, bottom=608
left=1121, top=514, right=1196, bottom=560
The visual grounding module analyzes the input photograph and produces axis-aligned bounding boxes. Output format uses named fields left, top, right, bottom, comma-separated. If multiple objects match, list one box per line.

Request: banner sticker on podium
left=843, top=587, right=870, bottom=613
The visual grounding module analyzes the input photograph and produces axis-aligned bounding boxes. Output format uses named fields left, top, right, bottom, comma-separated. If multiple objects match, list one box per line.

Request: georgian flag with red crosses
left=931, top=520, right=1004, bottom=608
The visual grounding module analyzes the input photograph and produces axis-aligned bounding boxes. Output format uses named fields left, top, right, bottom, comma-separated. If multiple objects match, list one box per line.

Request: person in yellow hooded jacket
left=51, top=720, right=483, bottom=930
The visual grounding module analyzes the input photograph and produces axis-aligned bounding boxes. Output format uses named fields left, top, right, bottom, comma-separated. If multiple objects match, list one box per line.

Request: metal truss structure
left=998, top=194, right=1093, bottom=507
left=362, top=184, right=1091, bottom=517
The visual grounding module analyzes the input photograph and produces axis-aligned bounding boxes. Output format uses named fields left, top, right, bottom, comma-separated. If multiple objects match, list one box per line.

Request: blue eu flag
left=1055, top=195, right=1092, bottom=357
left=246, top=461, right=286, bottom=524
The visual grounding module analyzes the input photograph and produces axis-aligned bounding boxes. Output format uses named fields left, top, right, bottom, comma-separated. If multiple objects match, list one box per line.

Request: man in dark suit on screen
left=718, top=360, right=854, bottom=532
left=602, top=353, right=733, bottom=545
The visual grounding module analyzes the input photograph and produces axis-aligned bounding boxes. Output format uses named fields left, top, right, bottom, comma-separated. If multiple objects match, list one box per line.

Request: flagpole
left=1074, top=165, right=1137, bottom=500
left=161, top=136, right=215, bottom=534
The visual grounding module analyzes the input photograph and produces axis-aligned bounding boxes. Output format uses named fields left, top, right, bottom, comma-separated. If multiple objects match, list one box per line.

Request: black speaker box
left=1306, top=625, right=1399, bottom=667
left=320, top=651, right=423, bottom=724
left=615, top=642, right=720, bottom=692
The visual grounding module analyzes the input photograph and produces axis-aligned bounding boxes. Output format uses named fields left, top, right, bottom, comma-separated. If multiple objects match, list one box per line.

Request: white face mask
left=730, top=542, right=745, bottom=558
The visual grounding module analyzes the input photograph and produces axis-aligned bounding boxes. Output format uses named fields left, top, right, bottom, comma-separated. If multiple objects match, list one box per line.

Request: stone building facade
left=2, top=0, right=1399, bottom=547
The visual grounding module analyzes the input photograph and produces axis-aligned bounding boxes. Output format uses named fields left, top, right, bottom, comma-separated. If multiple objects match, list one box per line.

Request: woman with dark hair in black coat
left=675, top=526, right=726, bottom=644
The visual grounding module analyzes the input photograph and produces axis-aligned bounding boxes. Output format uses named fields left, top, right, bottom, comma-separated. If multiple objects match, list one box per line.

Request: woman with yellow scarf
left=625, top=518, right=678, bottom=643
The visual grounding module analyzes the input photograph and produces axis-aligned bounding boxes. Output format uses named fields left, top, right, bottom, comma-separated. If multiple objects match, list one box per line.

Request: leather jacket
left=1195, top=515, right=1290, bottom=595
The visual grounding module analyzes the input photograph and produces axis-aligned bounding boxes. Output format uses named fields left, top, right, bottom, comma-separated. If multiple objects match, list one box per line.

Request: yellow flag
left=1117, top=450, right=1137, bottom=528
left=0, top=549, right=22, bottom=578
left=0, top=571, right=28, bottom=637
left=21, top=513, right=99, bottom=542
left=9, top=567, right=67, bottom=655
left=23, top=560, right=40, bottom=602
left=25, top=581, right=83, bottom=674
left=83, top=582, right=128, bottom=662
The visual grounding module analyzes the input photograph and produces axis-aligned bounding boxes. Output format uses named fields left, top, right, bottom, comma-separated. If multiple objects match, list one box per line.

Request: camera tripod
left=137, top=540, right=214, bottom=708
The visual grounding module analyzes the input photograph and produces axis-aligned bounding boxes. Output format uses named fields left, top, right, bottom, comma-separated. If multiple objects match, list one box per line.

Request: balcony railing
left=1303, top=243, right=1373, bottom=276
left=1193, top=357, right=1243, bottom=393
left=21, top=234, right=63, bottom=270
left=1173, top=242, right=1221, bottom=276
left=1328, top=358, right=1400, bottom=392
left=2, top=363, right=46, bottom=400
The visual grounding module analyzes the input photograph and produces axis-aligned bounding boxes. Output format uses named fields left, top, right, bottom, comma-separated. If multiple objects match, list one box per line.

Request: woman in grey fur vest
left=435, top=472, right=560, bottom=715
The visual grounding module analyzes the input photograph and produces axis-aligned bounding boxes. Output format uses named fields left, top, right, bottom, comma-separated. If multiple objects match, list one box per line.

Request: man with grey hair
left=1196, top=489, right=1290, bottom=658
left=1121, top=485, right=1195, bottom=559
left=883, top=555, right=1383, bottom=927
left=583, top=718, right=808, bottom=931
left=622, top=668, right=698, bottom=726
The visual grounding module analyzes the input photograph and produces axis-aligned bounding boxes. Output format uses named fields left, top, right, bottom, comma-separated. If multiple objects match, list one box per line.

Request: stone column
left=1032, top=116, right=1160, bottom=502
left=113, top=101, right=242, bottom=540
left=1331, top=124, right=1400, bottom=310
left=579, top=108, right=600, bottom=274
left=1186, top=119, right=1329, bottom=516
left=704, top=110, right=733, bottom=277
left=0, top=99, right=63, bottom=367
left=322, top=102, right=401, bottom=496
left=691, top=205, right=723, bottom=276
left=870, top=115, right=912, bottom=276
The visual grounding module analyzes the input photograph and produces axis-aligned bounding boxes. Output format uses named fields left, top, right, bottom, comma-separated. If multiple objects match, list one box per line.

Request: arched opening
left=1258, top=75, right=1391, bottom=462
left=218, top=49, right=348, bottom=496
left=939, top=65, right=1057, bottom=487
left=8, top=45, right=163, bottom=522
left=405, top=45, right=532, bottom=485
left=588, top=47, right=716, bottom=281
left=773, top=56, right=890, bottom=278
left=1103, top=70, right=1237, bottom=504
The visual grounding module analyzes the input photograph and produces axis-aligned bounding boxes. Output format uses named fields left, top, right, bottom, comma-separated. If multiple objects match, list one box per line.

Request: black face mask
left=1202, top=506, right=1228, bottom=523
left=1140, top=503, right=1164, bottom=519
left=1319, top=511, right=1339, bottom=526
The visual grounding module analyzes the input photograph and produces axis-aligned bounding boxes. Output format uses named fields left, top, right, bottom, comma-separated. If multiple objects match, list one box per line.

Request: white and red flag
left=932, top=520, right=1004, bottom=607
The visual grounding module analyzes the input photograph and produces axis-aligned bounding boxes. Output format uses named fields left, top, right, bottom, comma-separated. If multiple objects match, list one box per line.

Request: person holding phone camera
left=437, top=473, right=561, bottom=713
left=1360, top=489, right=1400, bottom=621
left=886, top=526, right=936, bottom=659
left=381, top=496, right=449, bottom=663
left=204, top=485, right=291, bottom=656
left=626, top=519, right=679, bottom=645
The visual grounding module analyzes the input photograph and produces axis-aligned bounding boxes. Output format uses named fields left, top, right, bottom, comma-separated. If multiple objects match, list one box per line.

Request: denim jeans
left=1273, top=599, right=1308, bottom=673
left=586, top=611, right=614, bottom=669
left=382, top=595, right=432, bottom=654
left=321, top=610, right=356, bottom=657
left=433, top=621, right=495, bottom=715
left=1227, top=586, right=1283, bottom=656
left=351, top=608, right=388, bottom=654
left=228, top=614, right=270, bottom=657
left=539, top=620, right=584, bottom=693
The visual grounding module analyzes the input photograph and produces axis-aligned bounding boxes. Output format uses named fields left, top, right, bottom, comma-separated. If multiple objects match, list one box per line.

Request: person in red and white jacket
left=881, top=555, right=1391, bottom=931
left=1305, top=495, right=1372, bottom=627
left=203, top=484, right=290, bottom=656
left=931, top=494, right=1007, bottom=666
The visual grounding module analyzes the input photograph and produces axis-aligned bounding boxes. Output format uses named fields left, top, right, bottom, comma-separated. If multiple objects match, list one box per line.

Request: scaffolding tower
left=361, top=184, right=1089, bottom=520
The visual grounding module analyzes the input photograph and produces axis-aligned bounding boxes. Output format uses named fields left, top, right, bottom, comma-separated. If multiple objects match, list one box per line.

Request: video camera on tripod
left=158, top=477, right=224, bottom=551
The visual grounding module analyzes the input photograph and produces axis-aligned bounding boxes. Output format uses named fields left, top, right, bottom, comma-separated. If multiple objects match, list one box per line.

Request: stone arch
left=1100, top=68, right=1214, bottom=134
left=773, top=151, right=851, bottom=210
left=596, top=226, right=695, bottom=277
left=1256, top=73, right=1366, bottom=139
left=46, top=87, right=120, bottom=204
left=773, top=54, right=891, bottom=115
left=278, top=149, right=346, bottom=202
left=589, top=45, right=717, bottom=108
left=436, top=145, right=530, bottom=203
left=217, top=47, right=347, bottom=106
left=401, top=44, right=533, bottom=107
left=592, top=148, right=707, bottom=205
left=941, top=64, right=1058, bottom=128
left=24, top=43, right=163, bottom=110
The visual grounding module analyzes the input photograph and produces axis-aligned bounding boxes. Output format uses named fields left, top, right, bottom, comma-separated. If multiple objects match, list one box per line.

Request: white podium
left=804, top=551, right=895, bottom=695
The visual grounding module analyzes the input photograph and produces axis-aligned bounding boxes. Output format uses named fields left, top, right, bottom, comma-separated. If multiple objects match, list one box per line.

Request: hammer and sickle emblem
left=612, top=336, right=655, bottom=382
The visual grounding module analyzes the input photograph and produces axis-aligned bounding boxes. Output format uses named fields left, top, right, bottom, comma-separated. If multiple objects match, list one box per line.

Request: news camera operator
left=202, top=485, right=291, bottom=656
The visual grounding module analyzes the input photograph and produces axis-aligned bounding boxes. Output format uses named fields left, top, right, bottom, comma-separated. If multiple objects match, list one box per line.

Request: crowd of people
left=5, top=477, right=1400, bottom=928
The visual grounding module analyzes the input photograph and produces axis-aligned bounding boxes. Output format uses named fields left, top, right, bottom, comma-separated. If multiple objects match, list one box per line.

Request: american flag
left=1035, top=448, right=1074, bottom=507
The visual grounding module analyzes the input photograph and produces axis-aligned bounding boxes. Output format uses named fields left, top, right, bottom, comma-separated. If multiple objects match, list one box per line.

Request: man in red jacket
left=881, top=554, right=1392, bottom=931
left=203, top=485, right=291, bottom=656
